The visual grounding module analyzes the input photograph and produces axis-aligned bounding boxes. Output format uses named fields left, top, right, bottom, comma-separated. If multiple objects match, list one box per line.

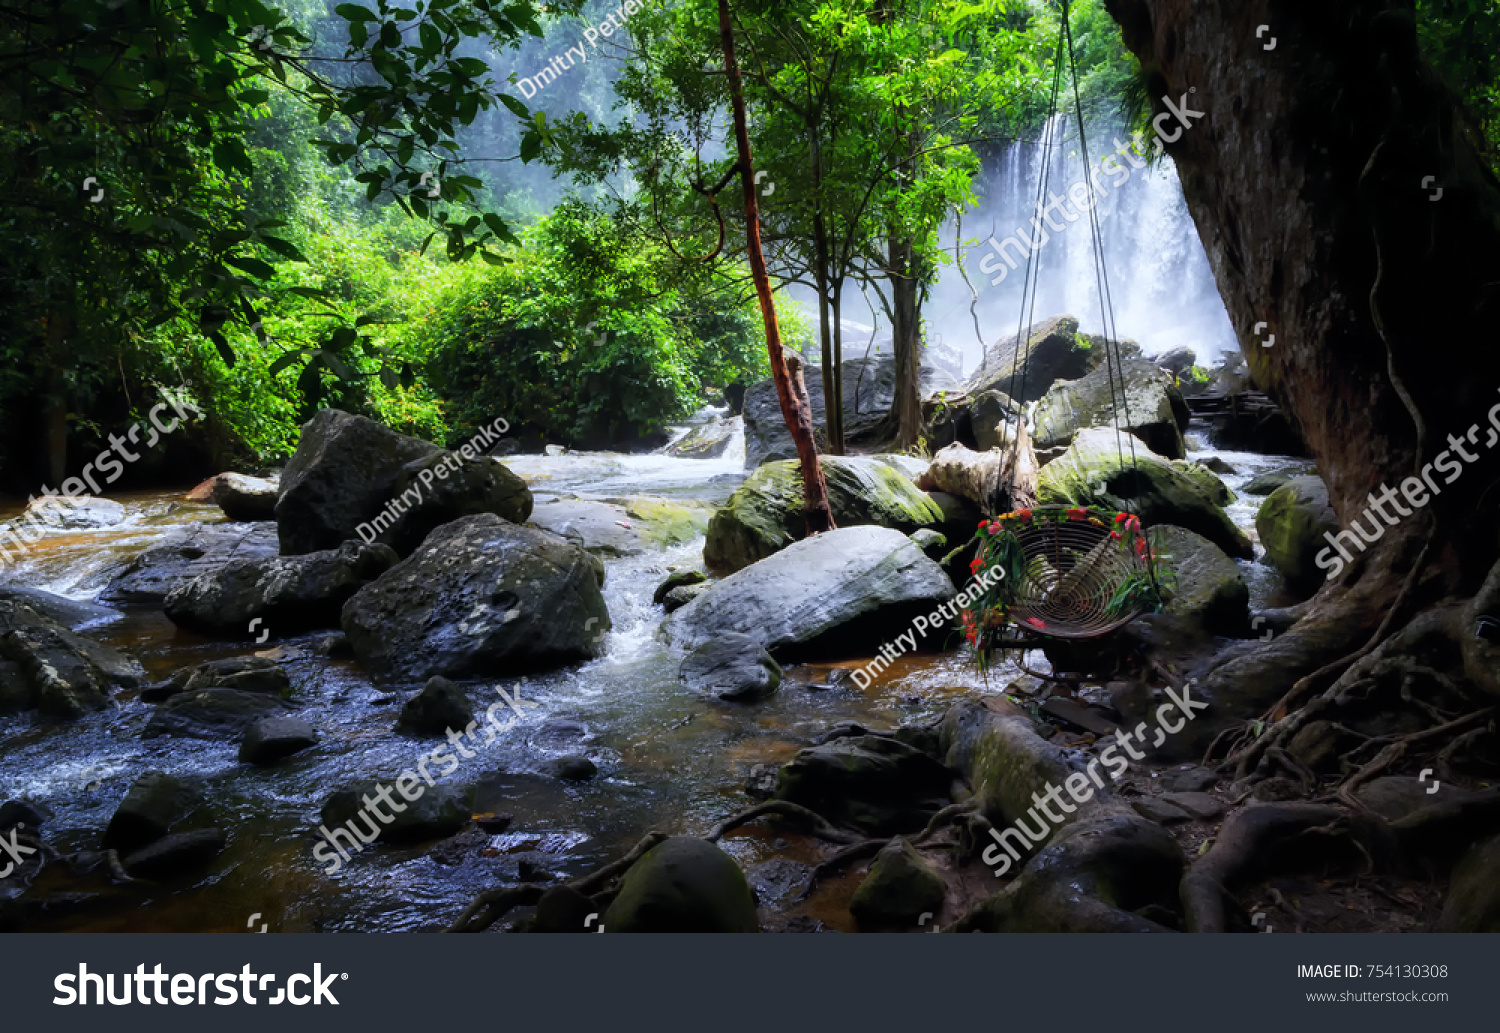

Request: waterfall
left=930, top=113, right=1237, bottom=375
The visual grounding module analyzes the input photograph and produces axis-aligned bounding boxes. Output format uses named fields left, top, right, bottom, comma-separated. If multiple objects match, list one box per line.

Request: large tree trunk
left=718, top=0, right=835, bottom=536
left=889, top=236, right=923, bottom=450
left=1101, top=0, right=1500, bottom=742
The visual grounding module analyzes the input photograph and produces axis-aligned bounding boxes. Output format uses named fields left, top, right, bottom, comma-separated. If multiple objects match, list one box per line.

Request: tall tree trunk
left=1102, top=0, right=1500, bottom=732
left=889, top=235, right=923, bottom=450
left=44, top=305, right=72, bottom=486
left=718, top=0, right=835, bottom=536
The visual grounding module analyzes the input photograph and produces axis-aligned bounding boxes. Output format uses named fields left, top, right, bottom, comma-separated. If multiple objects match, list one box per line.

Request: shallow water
left=0, top=421, right=1278, bottom=932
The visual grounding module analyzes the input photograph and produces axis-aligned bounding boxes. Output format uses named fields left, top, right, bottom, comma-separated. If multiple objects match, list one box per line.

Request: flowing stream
left=0, top=414, right=1312, bottom=932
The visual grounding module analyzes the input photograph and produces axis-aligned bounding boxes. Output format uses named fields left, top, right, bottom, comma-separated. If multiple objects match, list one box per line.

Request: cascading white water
left=928, top=112, right=1237, bottom=373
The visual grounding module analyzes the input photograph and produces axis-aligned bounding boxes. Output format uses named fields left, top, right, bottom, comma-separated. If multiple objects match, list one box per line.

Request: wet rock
left=1164, top=766, right=1219, bottom=793
left=21, top=494, right=126, bottom=529
left=1132, top=797, right=1192, bottom=824
left=395, top=676, right=473, bottom=738
left=208, top=473, right=279, bottom=521
left=0, top=586, right=118, bottom=630
left=662, top=583, right=709, bottom=614
left=1171, top=459, right=1235, bottom=506
left=743, top=353, right=956, bottom=468
left=1356, top=775, right=1473, bottom=821
left=341, top=514, right=610, bottom=681
left=744, top=764, right=779, bottom=800
left=774, top=735, right=954, bottom=836
left=849, top=837, right=947, bottom=929
left=0, top=800, right=46, bottom=833
left=0, top=600, right=143, bottom=718
left=0, top=661, right=25, bottom=715
left=239, top=716, right=318, bottom=765
left=679, top=633, right=781, bottom=703
left=274, top=408, right=442, bottom=555
left=910, top=528, right=947, bottom=561
left=529, top=498, right=709, bottom=558
left=1157, top=347, right=1196, bottom=375
left=970, top=390, right=1023, bottom=452
left=1147, top=525, right=1250, bottom=637
left=1438, top=832, right=1500, bottom=931
left=102, top=773, right=201, bottom=853
left=378, top=452, right=533, bottom=556
left=533, top=885, right=598, bottom=932
left=1032, top=359, right=1189, bottom=460
left=122, top=829, right=227, bottom=880
left=663, top=525, right=955, bottom=662
left=168, top=656, right=292, bottom=697
left=662, top=415, right=740, bottom=459
left=1038, top=428, right=1253, bottom=559
left=543, top=755, right=597, bottom=781
left=164, top=540, right=399, bottom=636
left=704, top=456, right=942, bottom=573
left=601, top=836, right=759, bottom=932
left=1255, top=476, right=1339, bottom=592
left=143, top=688, right=293, bottom=739
left=1199, top=456, right=1236, bottom=475
left=320, top=783, right=470, bottom=845
left=653, top=569, right=708, bottom=606
left=1242, top=472, right=1291, bottom=496
left=1160, top=792, right=1224, bottom=820
left=103, top=522, right=280, bottom=606
left=966, top=316, right=1084, bottom=402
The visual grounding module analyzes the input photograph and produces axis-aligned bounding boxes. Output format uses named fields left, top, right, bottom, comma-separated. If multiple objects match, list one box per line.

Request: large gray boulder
left=0, top=600, right=143, bottom=718
left=528, top=497, right=710, bottom=558
left=1146, top=525, right=1249, bottom=637
left=1038, top=428, right=1254, bottom=559
left=0, top=586, right=118, bottom=630
left=1255, top=476, right=1339, bottom=592
left=377, top=452, right=533, bottom=556
left=143, top=688, right=293, bottom=739
left=742, top=353, right=959, bottom=469
left=774, top=735, right=955, bottom=835
left=703, top=456, right=943, bottom=573
left=679, top=633, right=782, bottom=702
left=341, top=514, right=609, bottom=681
left=1032, top=358, right=1189, bottom=460
left=103, top=522, right=279, bottom=604
left=102, top=772, right=201, bottom=853
left=163, top=540, right=399, bottom=637
left=966, top=315, right=1141, bottom=403
left=209, top=473, right=279, bottom=521
left=274, top=408, right=441, bottom=555
left=601, top=836, right=759, bottom=933
left=663, top=525, right=954, bottom=662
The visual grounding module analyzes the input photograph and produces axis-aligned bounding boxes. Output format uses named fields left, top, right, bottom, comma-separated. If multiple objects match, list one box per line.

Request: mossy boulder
left=1171, top=460, right=1235, bottom=506
left=966, top=315, right=1143, bottom=403
left=849, top=837, right=947, bottom=930
left=1032, top=359, right=1188, bottom=460
left=1037, top=428, right=1253, bottom=559
left=602, top=836, right=759, bottom=933
left=1147, top=526, right=1249, bottom=637
left=529, top=497, right=711, bottom=558
left=704, top=456, right=943, bottom=573
left=1254, top=476, right=1338, bottom=592
left=774, top=735, right=954, bottom=836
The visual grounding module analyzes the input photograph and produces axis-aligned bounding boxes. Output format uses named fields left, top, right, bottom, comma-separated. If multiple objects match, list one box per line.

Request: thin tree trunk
left=889, top=236, right=923, bottom=450
left=811, top=133, right=843, bottom=454
left=718, top=0, right=835, bottom=535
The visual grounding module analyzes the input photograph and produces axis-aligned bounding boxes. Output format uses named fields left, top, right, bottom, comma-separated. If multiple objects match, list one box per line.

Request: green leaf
left=335, top=4, right=378, bottom=21
left=497, top=93, right=530, bottom=119
left=224, top=254, right=277, bottom=279
left=260, top=236, right=308, bottom=262
left=208, top=330, right=236, bottom=367
left=268, top=350, right=308, bottom=376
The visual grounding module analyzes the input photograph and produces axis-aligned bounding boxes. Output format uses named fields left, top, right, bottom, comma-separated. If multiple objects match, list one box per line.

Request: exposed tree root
left=705, top=800, right=863, bottom=845
left=1181, top=803, right=1353, bottom=932
left=797, top=838, right=887, bottom=902
left=912, top=801, right=980, bottom=844
left=447, top=831, right=669, bottom=933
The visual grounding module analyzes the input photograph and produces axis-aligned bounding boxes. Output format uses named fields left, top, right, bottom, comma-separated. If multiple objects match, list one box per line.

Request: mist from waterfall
left=923, top=113, right=1238, bottom=376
